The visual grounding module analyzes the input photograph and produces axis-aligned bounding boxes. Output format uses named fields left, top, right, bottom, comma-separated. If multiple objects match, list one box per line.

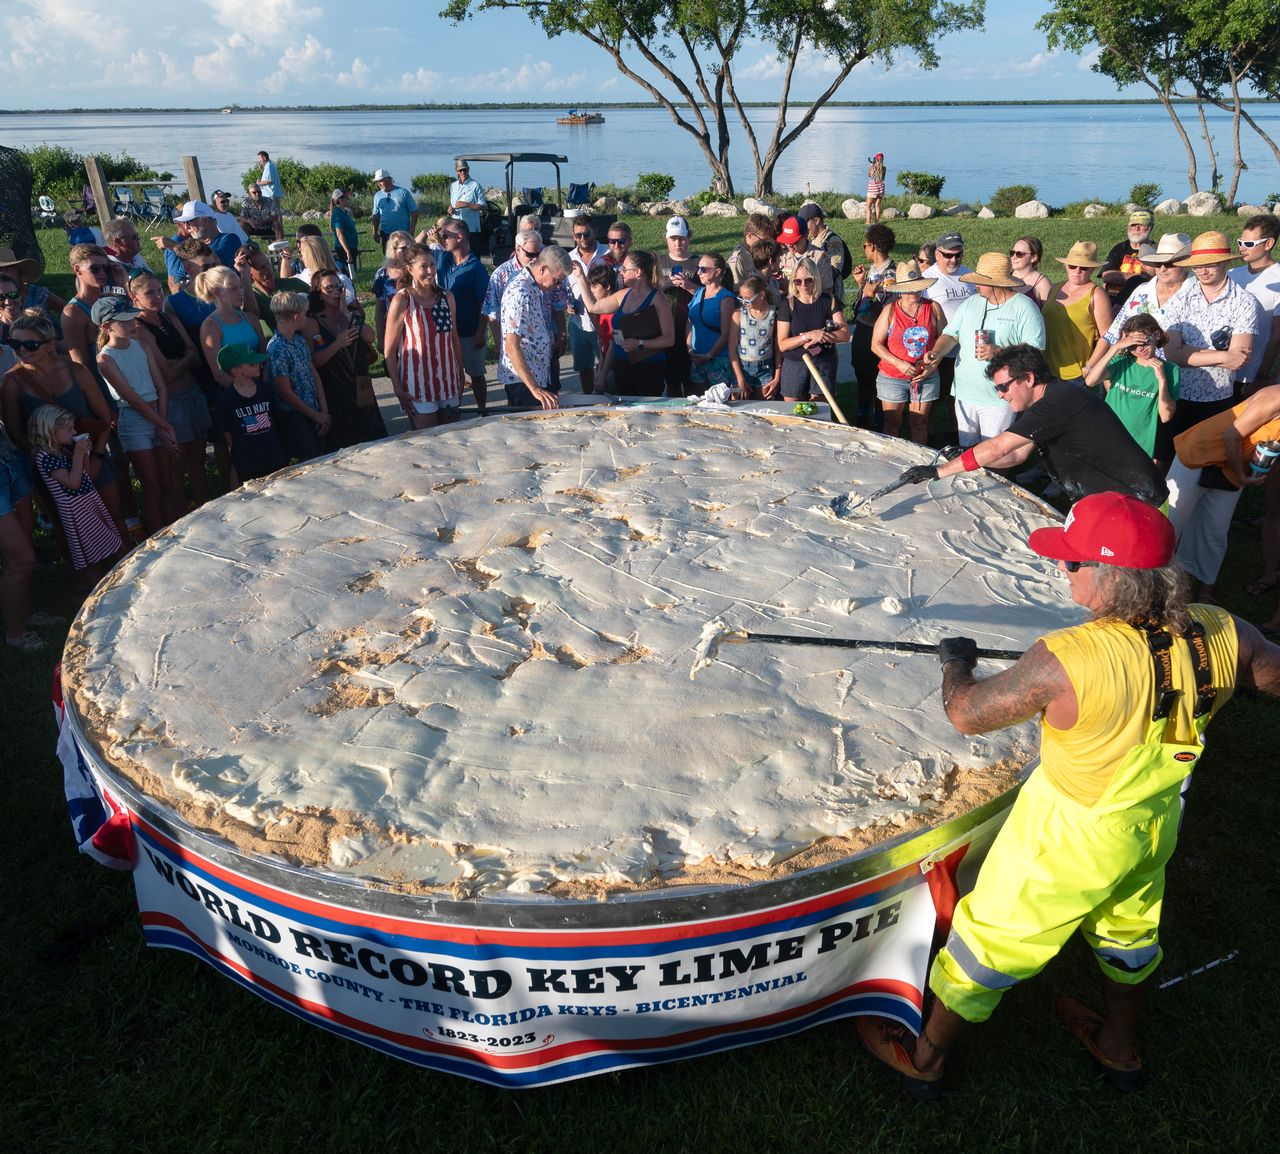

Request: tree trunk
left=1155, top=89, right=1199, bottom=194
left=1193, top=92, right=1219, bottom=192
left=1225, top=70, right=1245, bottom=206
left=1238, top=104, right=1280, bottom=168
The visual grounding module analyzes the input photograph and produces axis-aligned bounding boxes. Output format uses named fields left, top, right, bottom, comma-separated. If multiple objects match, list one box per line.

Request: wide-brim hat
left=1176, top=230, right=1235, bottom=267
left=959, top=252, right=1021, bottom=289
left=0, top=246, right=40, bottom=281
left=885, top=259, right=934, bottom=293
left=1056, top=241, right=1104, bottom=268
left=1137, top=232, right=1192, bottom=265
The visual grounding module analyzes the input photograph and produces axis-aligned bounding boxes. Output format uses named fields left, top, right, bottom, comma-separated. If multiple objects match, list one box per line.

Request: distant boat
left=221, top=108, right=233, bottom=114
left=557, top=110, right=605, bottom=125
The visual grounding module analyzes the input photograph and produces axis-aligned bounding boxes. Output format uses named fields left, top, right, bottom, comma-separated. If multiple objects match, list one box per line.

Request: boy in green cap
left=215, top=343, right=285, bottom=485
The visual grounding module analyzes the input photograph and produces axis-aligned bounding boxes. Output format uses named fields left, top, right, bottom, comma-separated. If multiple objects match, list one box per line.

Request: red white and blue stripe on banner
left=53, top=667, right=991, bottom=1088
left=132, top=811, right=927, bottom=1087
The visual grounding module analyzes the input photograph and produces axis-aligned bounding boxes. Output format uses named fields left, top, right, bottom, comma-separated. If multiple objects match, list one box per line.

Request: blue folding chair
left=567, top=182, right=593, bottom=208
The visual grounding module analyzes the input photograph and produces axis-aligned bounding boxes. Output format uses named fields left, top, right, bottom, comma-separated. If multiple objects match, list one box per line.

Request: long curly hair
left=1094, top=563, right=1192, bottom=632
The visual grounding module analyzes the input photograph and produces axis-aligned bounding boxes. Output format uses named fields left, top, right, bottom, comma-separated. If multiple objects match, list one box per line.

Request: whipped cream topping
left=67, top=410, right=1085, bottom=894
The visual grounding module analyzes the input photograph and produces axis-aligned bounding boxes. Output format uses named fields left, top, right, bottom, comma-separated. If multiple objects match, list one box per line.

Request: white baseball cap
left=173, top=200, right=216, bottom=223
left=373, top=169, right=392, bottom=182
left=665, top=215, right=690, bottom=238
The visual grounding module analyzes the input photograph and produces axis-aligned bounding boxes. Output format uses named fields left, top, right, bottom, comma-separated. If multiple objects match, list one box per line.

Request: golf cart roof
left=456, top=153, right=568, bottom=165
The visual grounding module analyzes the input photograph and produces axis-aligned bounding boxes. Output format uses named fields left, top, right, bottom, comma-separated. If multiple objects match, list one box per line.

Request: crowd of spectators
left=2, top=151, right=1278, bottom=653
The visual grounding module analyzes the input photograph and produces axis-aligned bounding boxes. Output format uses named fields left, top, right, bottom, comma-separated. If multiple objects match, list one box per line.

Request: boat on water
left=557, top=110, right=605, bottom=125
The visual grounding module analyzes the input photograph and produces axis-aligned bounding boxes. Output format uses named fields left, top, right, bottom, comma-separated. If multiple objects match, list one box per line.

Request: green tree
left=1039, top=2, right=1205, bottom=195
left=1183, top=0, right=1280, bottom=201
left=442, top=0, right=984, bottom=196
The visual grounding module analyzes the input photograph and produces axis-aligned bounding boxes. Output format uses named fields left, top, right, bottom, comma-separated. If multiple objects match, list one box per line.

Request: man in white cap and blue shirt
left=371, top=169, right=418, bottom=250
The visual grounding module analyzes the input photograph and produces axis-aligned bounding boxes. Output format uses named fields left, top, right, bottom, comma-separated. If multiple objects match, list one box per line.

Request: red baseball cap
left=776, top=216, right=803, bottom=246
left=1028, top=492, right=1174, bottom=569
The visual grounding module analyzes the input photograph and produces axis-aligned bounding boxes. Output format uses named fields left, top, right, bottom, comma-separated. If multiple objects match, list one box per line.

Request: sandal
left=5, top=630, right=46, bottom=653
left=1055, top=995, right=1143, bottom=1093
left=1246, top=577, right=1278, bottom=597
left=856, top=1015, right=945, bottom=1102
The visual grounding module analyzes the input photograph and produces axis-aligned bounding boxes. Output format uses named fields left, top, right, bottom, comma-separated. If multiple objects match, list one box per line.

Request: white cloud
left=1009, top=51, right=1050, bottom=76
left=198, top=0, right=322, bottom=47
left=263, top=34, right=333, bottom=93
left=472, top=58, right=589, bottom=94
left=1078, top=47, right=1102, bottom=72
left=739, top=55, right=785, bottom=82
left=336, top=57, right=370, bottom=89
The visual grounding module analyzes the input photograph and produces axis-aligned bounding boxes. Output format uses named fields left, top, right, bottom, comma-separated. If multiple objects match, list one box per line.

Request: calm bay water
left=3, top=103, right=1277, bottom=206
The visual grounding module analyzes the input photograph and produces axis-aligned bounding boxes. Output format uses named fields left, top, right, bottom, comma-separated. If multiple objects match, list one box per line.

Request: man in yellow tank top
left=857, top=492, right=1280, bottom=1099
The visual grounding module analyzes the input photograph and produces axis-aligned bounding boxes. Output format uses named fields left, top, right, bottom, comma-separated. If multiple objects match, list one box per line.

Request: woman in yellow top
left=1165, top=383, right=1280, bottom=601
left=1042, top=241, right=1113, bottom=382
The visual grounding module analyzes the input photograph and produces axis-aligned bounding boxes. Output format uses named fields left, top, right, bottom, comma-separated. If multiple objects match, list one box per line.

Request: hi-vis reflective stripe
left=1093, top=939, right=1160, bottom=974
left=945, top=929, right=1020, bottom=991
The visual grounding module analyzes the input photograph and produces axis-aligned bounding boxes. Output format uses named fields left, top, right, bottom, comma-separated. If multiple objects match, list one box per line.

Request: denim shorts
left=116, top=405, right=163, bottom=452
left=167, top=388, right=212, bottom=443
left=738, top=358, right=775, bottom=393
left=876, top=372, right=941, bottom=404
left=0, top=449, right=32, bottom=517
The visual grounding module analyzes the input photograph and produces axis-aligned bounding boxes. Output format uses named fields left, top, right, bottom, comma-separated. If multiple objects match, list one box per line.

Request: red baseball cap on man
left=776, top=217, right=803, bottom=246
left=1028, top=492, right=1174, bottom=569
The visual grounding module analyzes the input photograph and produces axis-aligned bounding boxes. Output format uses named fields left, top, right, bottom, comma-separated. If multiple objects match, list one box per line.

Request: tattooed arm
left=942, top=639, right=1077, bottom=735
left=1234, top=618, right=1280, bottom=698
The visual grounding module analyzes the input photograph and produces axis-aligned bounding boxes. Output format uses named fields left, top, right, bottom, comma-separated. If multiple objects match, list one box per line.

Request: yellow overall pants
left=929, top=631, right=1214, bottom=1024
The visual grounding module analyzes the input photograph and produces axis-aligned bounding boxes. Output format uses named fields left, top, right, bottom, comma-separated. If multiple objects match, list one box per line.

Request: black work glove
left=938, top=637, right=978, bottom=671
left=900, top=464, right=940, bottom=485
left=938, top=444, right=964, bottom=461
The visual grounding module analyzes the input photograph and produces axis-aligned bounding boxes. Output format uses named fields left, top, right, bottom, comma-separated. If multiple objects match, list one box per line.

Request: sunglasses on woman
left=7, top=337, right=49, bottom=352
left=1061, top=560, right=1098, bottom=573
left=1009, top=249, right=1031, bottom=258
left=793, top=276, right=815, bottom=285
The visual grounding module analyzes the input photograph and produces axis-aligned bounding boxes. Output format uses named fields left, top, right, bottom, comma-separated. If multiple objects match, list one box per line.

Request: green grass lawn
left=6, top=211, right=1280, bottom=1152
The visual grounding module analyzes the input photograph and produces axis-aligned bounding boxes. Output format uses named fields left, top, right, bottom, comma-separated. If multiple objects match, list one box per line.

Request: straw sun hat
left=958, top=252, right=1021, bottom=289
left=1176, top=231, right=1235, bottom=267
left=1056, top=241, right=1104, bottom=268
left=885, top=260, right=935, bottom=293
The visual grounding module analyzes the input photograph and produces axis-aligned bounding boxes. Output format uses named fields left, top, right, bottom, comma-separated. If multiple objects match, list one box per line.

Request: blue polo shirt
left=373, top=186, right=417, bottom=235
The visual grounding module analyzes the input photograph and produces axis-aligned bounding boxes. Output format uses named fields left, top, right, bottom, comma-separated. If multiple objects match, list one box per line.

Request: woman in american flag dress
left=384, top=243, right=465, bottom=429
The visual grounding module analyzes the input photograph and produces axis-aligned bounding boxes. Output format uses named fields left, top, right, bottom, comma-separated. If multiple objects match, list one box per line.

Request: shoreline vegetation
left=4, top=98, right=1276, bottom=114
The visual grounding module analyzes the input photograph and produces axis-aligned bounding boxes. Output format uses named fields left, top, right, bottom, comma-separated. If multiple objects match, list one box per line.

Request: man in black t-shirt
left=1101, top=209, right=1154, bottom=308
left=898, top=345, right=1168, bottom=506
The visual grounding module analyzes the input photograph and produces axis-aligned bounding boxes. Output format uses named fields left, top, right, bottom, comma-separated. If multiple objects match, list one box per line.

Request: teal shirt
left=944, top=291, right=1047, bottom=406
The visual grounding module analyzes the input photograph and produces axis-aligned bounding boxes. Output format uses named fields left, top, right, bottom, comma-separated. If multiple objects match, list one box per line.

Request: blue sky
left=6, top=1, right=1130, bottom=108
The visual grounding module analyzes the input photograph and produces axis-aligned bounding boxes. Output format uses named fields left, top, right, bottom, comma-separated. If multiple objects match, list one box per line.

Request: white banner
left=57, top=699, right=1011, bottom=1087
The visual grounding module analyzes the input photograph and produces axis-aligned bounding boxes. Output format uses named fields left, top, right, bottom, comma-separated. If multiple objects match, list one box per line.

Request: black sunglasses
left=607, top=238, right=628, bottom=246
left=1062, top=560, right=1098, bottom=573
left=86, top=263, right=112, bottom=276
left=0, top=289, right=20, bottom=302
left=7, top=337, right=49, bottom=351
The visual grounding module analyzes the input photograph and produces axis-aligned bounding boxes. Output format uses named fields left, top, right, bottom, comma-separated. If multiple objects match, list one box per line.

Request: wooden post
left=82, top=157, right=114, bottom=228
left=182, top=156, right=206, bottom=204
